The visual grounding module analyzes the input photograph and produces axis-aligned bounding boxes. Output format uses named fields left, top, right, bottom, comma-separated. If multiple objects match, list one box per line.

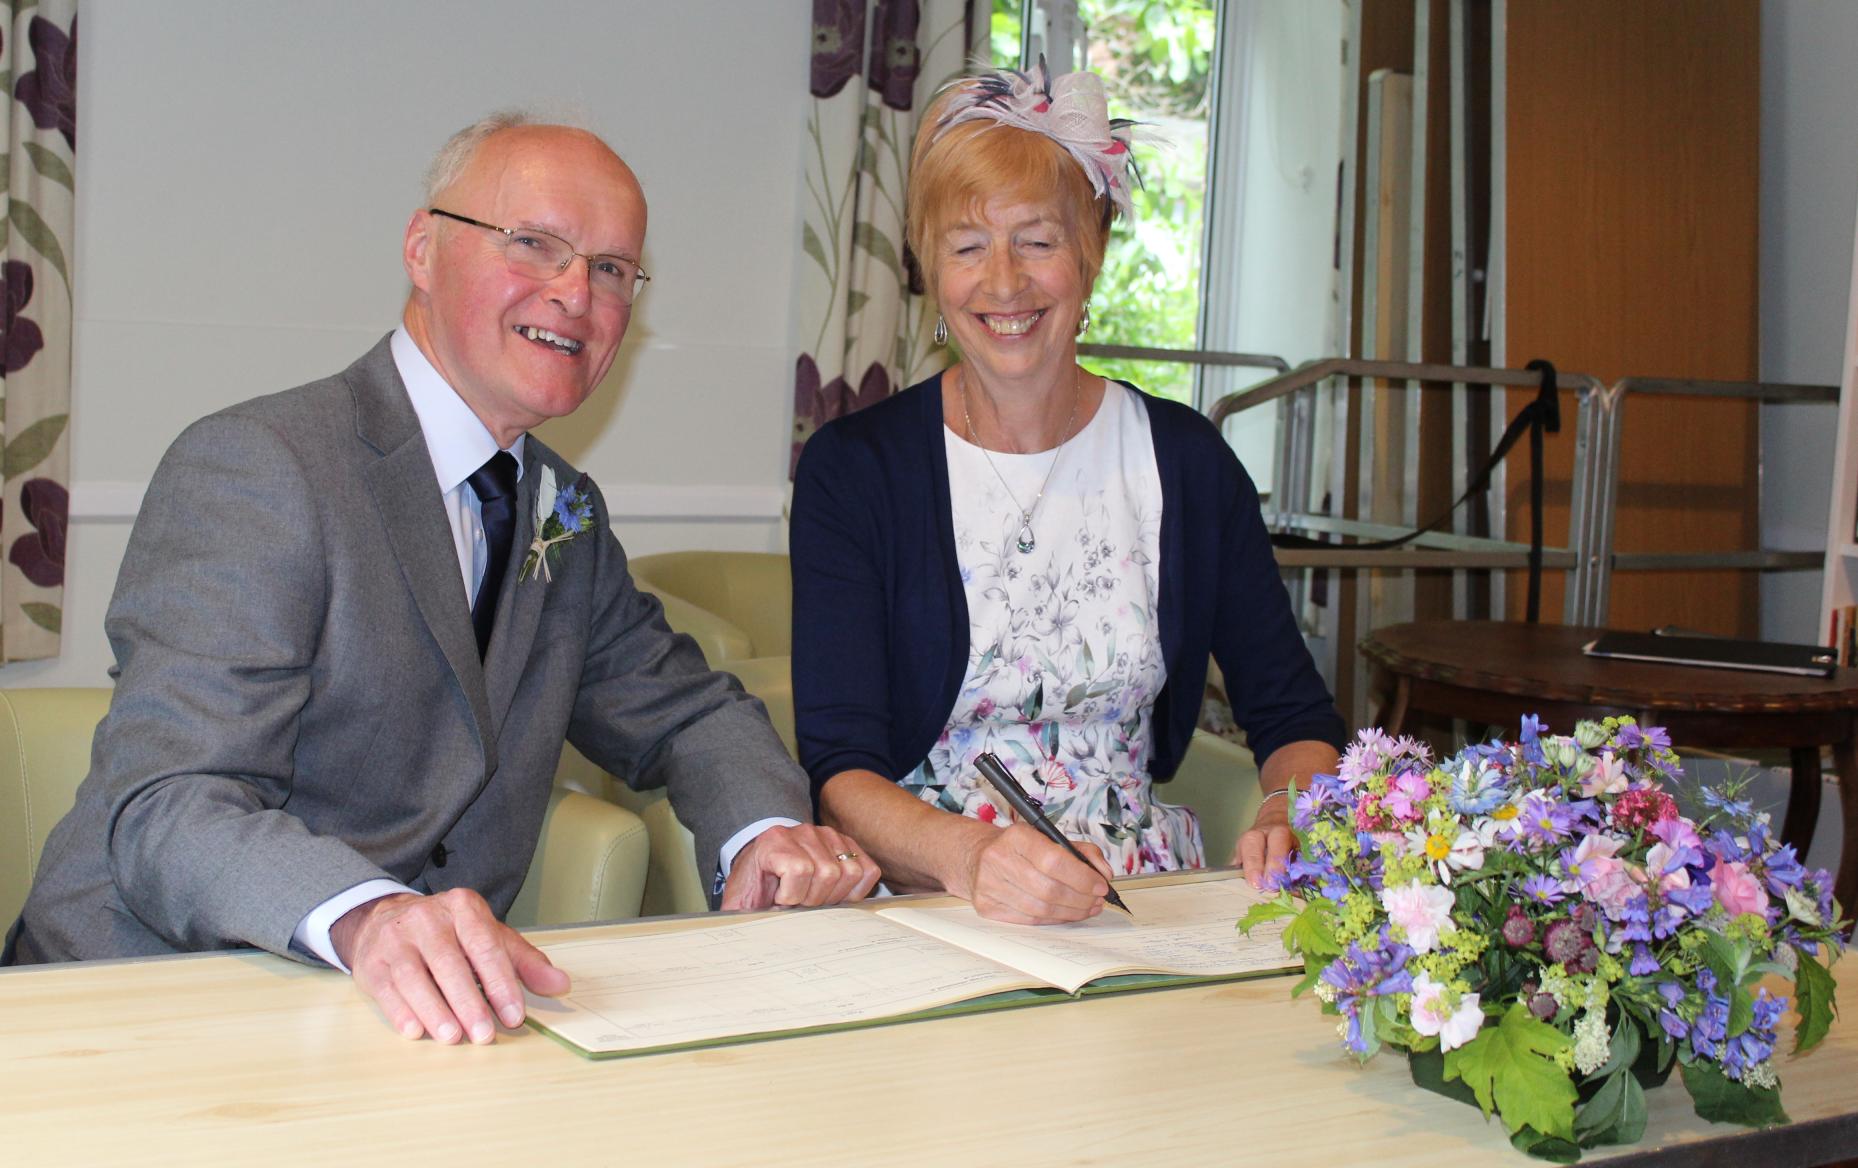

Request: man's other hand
left=720, top=824, right=881, bottom=910
left=331, top=888, right=569, bottom=1043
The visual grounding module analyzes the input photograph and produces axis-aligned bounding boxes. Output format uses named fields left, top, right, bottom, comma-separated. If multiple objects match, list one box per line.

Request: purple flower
left=1629, top=943, right=1661, bottom=976
left=2, top=259, right=44, bottom=375
left=1648, top=817, right=1705, bottom=869
left=1518, top=873, right=1566, bottom=906
left=1529, top=991, right=1559, bottom=1022
left=867, top=0, right=921, bottom=111
left=14, top=14, right=76, bottom=151
left=1518, top=792, right=1579, bottom=844
left=1706, top=827, right=1750, bottom=865
left=1544, top=916, right=1597, bottom=970
left=1502, top=905, right=1536, bottom=947
left=810, top=0, right=866, bottom=99
left=1655, top=981, right=1689, bottom=1039
left=792, top=355, right=894, bottom=475
left=1320, top=934, right=1416, bottom=1054
left=1763, top=845, right=1806, bottom=893
left=8, top=478, right=66, bottom=587
left=1701, top=786, right=1755, bottom=823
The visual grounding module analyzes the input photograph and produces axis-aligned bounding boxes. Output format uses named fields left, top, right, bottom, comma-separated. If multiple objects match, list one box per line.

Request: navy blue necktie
left=466, top=451, right=520, bottom=659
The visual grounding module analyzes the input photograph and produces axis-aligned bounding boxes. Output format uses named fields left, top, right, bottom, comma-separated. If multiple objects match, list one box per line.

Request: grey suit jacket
left=9, top=336, right=808, bottom=964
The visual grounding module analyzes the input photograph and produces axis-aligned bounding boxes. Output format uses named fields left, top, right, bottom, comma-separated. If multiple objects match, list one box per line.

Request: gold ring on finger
left=835, top=851, right=860, bottom=862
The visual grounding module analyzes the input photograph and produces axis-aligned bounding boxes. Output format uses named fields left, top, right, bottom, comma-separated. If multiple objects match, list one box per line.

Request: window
left=992, top=0, right=1346, bottom=495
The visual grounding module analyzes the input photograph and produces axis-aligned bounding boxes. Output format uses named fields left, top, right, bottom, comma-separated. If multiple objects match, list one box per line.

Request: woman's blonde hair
left=905, top=83, right=1116, bottom=304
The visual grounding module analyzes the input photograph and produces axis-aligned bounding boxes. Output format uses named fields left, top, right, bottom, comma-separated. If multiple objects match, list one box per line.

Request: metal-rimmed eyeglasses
left=428, top=208, right=650, bottom=304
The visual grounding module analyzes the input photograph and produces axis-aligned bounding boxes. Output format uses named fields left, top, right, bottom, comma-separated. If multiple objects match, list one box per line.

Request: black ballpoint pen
left=974, top=751, right=1133, bottom=917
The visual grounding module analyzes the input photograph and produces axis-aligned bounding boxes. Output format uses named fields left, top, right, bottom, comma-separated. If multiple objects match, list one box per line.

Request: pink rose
left=1713, top=860, right=1770, bottom=918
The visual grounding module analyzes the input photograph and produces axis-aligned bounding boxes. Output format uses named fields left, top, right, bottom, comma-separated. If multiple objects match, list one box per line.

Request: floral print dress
left=902, top=382, right=1206, bottom=874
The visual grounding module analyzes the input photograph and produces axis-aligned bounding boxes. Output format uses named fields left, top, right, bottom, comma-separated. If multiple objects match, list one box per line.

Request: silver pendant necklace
left=959, top=365, right=1083, bottom=555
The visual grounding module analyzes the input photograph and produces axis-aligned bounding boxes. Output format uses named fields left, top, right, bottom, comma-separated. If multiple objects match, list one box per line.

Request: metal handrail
left=1209, top=357, right=1608, bottom=622
left=1208, top=357, right=1603, bottom=426
left=1075, top=343, right=1291, bottom=373
left=1581, top=376, right=1839, bottom=620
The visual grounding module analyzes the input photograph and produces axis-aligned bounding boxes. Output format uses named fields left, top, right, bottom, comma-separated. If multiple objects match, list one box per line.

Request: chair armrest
left=507, top=787, right=650, bottom=928
left=634, top=581, right=755, bottom=665
left=1162, top=730, right=1262, bottom=868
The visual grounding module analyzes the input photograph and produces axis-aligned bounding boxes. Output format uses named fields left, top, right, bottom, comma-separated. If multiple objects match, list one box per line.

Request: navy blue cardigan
left=790, top=372, right=1344, bottom=803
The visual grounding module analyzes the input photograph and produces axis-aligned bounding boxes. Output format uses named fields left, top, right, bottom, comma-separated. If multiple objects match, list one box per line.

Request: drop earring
left=933, top=314, right=949, bottom=345
left=1076, top=304, right=1091, bottom=336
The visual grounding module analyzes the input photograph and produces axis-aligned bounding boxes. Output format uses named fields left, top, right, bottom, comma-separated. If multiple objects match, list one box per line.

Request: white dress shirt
left=292, top=328, right=786, bottom=971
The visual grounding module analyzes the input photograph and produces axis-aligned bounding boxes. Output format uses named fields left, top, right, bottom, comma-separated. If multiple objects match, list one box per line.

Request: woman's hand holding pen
left=954, top=820, right=1114, bottom=926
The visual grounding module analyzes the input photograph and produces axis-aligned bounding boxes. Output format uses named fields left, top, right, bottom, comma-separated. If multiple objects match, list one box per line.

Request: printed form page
left=525, top=908, right=1039, bottom=1054
left=877, top=877, right=1293, bottom=993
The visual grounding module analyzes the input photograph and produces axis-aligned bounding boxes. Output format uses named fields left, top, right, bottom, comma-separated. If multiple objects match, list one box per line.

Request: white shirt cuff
left=713, top=816, right=803, bottom=894
left=292, top=879, right=416, bottom=972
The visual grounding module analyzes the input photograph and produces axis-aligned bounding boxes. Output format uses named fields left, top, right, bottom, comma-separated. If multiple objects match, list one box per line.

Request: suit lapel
left=349, top=338, right=498, bottom=772
left=485, top=442, right=550, bottom=729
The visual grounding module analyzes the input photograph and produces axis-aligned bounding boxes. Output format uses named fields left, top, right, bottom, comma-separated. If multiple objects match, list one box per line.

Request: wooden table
left=1359, top=620, right=1858, bottom=917
left=3, top=872, right=1856, bottom=1167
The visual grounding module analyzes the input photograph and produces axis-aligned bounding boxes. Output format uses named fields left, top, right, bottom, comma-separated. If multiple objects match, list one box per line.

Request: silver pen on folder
left=974, top=751, right=1132, bottom=917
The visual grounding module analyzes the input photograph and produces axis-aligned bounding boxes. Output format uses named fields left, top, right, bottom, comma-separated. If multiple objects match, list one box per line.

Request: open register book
left=524, top=873, right=1296, bottom=1059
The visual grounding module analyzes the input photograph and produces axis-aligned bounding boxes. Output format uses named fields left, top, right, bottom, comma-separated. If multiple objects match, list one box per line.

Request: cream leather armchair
left=1162, top=729, right=1265, bottom=867
left=556, top=657, right=795, bottom=918
left=628, top=550, right=791, bottom=664
left=0, top=687, right=651, bottom=935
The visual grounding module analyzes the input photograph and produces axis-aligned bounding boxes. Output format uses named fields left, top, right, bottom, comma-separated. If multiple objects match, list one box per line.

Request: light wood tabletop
left=3, top=871, right=1854, bottom=1167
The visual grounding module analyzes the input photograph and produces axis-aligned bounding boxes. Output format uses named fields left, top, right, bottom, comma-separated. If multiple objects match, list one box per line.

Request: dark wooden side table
left=1358, top=620, right=1858, bottom=919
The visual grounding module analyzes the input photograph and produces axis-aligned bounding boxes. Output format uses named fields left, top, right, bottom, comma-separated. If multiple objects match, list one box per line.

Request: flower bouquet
left=1238, top=717, right=1845, bottom=1162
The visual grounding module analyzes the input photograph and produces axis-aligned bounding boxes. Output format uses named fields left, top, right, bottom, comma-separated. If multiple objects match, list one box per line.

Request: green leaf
left=852, top=222, right=901, bottom=276
left=1574, top=1068, right=1646, bottom=1147
left=1680, top=1059, right=1790, bottom=1128
left=1509, top=1126, right=1582, bottom=1163
left=1574, top=1070, right=1625, bottom=1139
left=1235, top=894, right=1298, bottom=937
left=1793, top=949, right=1838, bottom=1054
left=1444, top=1003, right=1578, bottom=1141
left=1725, top=984, right=1754, bottom=1039
left=23, top=142, right=72, bottom=192
left=10, top=201, right=68, bottom=289
left=846, top=289, right=869, bottom=316
left=1064, top=682, right=1087, bottom=710
left=801, top=221, right=832, bottom=278
left=22, top=603, right=61, bottom=634
left=4, top=415, right=68, bottom=477
left=1282, top=899, right=1344, bottom=960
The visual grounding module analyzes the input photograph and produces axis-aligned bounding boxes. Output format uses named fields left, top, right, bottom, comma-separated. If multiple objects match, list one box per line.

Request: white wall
left=6, top=0, right=810, bottom=687
left=1758, top=0, right=1858, bottom=643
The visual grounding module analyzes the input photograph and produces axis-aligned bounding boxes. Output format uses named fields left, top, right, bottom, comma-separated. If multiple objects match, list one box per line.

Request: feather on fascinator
left=930, top=55, right=1142, bottom=217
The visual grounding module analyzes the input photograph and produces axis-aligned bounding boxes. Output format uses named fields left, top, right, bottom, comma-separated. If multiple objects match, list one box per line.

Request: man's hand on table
left=331, top=888, right=569, bottom=1044
left=720, top=823, right=882, bottom=910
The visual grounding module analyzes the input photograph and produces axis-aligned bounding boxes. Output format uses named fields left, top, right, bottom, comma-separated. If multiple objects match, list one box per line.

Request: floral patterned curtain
left=790, top=0, right=976, bottom=475
left=0, top=2, right=75, bottom=661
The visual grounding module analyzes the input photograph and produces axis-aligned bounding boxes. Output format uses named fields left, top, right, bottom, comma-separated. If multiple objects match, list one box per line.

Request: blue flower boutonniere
left=518, top=466, right=596, bottom=583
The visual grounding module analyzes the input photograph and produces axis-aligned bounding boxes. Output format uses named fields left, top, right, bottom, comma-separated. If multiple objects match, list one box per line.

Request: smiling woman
left=790, top=59, right=1346, bottom=931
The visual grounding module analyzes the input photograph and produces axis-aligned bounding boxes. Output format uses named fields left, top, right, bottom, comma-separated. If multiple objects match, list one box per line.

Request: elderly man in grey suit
left=5, top=115, right=882, bottom=1044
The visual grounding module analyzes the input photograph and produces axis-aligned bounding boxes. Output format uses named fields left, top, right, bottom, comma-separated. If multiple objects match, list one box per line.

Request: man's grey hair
left=423, top=110, right=537, bottom=205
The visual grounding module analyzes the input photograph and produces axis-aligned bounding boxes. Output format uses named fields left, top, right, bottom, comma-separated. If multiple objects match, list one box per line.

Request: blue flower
left=1629, top=943, right=1661, bottom=976
left=1655, top=981, right=1689, bottom=1040
left=1763, top=845, right=1806, bottom=893
left=1320, top=933, right=1416, bottom=1054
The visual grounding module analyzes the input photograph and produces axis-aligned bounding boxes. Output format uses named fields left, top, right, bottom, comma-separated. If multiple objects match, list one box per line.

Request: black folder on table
left=1582, top=632, right=1838, bottom=679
